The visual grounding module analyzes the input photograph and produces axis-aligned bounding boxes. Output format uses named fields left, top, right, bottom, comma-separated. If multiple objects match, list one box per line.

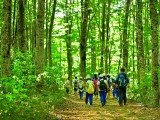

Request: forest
left=0, top=0, right=160, bottom=119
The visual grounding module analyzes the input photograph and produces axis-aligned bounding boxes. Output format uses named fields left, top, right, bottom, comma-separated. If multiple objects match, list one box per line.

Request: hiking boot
left=119, top=103, right=123, bottom=106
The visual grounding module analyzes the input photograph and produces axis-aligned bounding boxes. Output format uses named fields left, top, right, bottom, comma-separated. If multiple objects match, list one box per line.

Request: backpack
left=87, top=81, right=94, bottom=94
left=99, top=79, right=107, bottom=90
left=118, top=73, right=127, bottom=87
left=78, top=82, right=83, bottom=90
left=93, top=78, right=98, bottom=88
left=74, top=80, right=78, bottom=87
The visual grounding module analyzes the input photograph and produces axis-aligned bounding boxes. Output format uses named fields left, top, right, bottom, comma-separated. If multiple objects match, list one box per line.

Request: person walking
left=92, top=73, right=99, bottom=97
left=97, top=74, right=109, bottom=106
left=85, top=75, right=94, bottom=106
left=106, top=74, right=111, bottom=98
left=115, top=68, right=129, bottom=106
left=78, top=76, right=84, bottom=100
left=64, top=77, right=70, bottom=96
left=73, top=76, right=79, bottom=96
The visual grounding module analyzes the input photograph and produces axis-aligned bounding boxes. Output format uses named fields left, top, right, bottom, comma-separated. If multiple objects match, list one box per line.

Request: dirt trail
left=52, top=95, right=160, bottom=120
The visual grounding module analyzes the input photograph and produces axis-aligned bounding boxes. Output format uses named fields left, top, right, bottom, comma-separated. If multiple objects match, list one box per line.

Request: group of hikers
left=64, top=68, right=130, bottom=107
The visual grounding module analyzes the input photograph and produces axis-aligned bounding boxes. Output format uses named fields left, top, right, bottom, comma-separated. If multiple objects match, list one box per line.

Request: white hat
left=99, top=74, right=103, bottom=77
left=86, top=74, right=91, bottom=79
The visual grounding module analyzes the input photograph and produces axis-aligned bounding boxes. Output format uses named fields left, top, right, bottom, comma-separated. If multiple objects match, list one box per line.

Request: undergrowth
left=0, top=52, right=65, bottom=120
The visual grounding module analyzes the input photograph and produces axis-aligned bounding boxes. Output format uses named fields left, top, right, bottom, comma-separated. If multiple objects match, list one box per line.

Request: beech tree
left=35, top=0, right=45, bottom=75
left=1, top=0, right=12, bottom=77
left=149, top=0, right=159, bottom=106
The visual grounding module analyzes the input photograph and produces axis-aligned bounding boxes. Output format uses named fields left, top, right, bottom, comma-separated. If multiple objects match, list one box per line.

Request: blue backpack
left=117, top=73, right=127, bottom=87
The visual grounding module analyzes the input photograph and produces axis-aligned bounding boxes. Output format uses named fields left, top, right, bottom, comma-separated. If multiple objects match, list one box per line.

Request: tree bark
left=105, top=0, right=111, bottom=74
left=45, top=0, right=49, bottom=66
left=31, top=0, right=36, bottom=62
left=65, top=0, right=73, bottom=85
left=136, top=0, right=145, bottom=83
left=18, top=0, right=26, bottom=53
left=122, top=0, right=131, bottom=71
left=80, top=0, right=89, bottom=79
left=35, top=0, right=45, bottom=75
left=100, top=0, right=106, bottom=73
left=48, top=0, right=57, bottom=67
left=1, top=0, right=12, bottom=77
left=149, top=0, right=159, bottom=106
left=12, top=0, right=18, bottom=50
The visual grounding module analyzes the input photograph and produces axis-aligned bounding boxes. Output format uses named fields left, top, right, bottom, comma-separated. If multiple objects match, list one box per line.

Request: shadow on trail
left=51, top=95, right=160, bottom=120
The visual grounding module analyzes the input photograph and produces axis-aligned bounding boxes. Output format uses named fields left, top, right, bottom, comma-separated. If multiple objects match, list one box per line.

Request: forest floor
left=51, top=94, right=160, bottom=120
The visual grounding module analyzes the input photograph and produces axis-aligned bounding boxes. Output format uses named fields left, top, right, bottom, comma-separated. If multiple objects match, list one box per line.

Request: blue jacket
left=115, top=73, right=129, bottom=86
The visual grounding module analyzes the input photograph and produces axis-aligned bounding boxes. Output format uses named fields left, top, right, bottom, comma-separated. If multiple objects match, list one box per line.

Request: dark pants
left=118, top=86, right=126, bottom=105
left=113, top=88, right=118, bottom=98
left=66, top=88, right=69, bottom=94
left=85, top=92, right=93, bottom=106
left=99, top=91, right=107, bottom=105
left=79, top=90, right=84, bottom=99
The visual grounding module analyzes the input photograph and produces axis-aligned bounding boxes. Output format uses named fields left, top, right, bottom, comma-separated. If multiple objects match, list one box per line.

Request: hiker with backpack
left=106, top=74, right=111, bottom=98
left=115, top=68, right=129, bottom=106
left=73, top=76, right=79, bottom=96
left=97, top=73, right=109, bottom=106
left=64, top=77, right=70, bottom=96
left=78, top=76, right=84, bottom=100
left=85, top=75, right=94, bottom=106
left=92, top=73, right=99, bottom=97
left=112, top=78, right=118, bottom=99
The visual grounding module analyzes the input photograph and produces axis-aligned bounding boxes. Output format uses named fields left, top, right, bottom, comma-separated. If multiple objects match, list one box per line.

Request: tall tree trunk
left=91, top=24, right=97, bottom=74
left=122, top=0, right=131, bottom=71
left=100, top=0, right=106, bottom=73
left=80, top=0, right=89, bottom=79
left=31, top=0, right=36, bottom=62
left=144, top=2, right=150, bottom=72
left=1, top=0, right=12, bottom=77
left=35, top=0, right=45, bottom=75
left=149, top=0, right=159, bottom=106
left=65, top=0, right=73, bottom=84
left=105, top=0, right=111, bottom=74
left=118, top=10, right=123, bottom=73
left=136, top=0, right=145, bottom=83
left=18, top=0, right=26, bottom=53
left=12, top=0, right=18, bottom=50
left=131, top=7, right=136, bottom=85
left=45, top=0, right=49, bottom=66
left=48, top=0, right=57, bottom=67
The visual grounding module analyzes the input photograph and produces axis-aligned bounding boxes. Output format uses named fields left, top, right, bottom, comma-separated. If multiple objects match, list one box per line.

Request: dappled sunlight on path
left=51, top=94, right=160, bottom=120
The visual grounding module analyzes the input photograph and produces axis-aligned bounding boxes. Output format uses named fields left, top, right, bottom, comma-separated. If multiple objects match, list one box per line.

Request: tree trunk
left=80, top=0, right=89, bottom=79
left=18, top=0, right=26, bottom=53
left=45, top=0, right=49, bottom=66
left=35, top=0, right=45, bottom=75
left=149, top=0, right=159, bottom=106
left=65, top=0, right=73, bottom=84
left=12, top=0, right=18, bottom=51
left=100, top=0, right=106, bottom=73
left=31, top=0, right=36, bottom=62
left=1, top=0, right=12, bottom=77
left=122, top=0, right=131, bottom=71
left=48, top=0, right=57, bottom=67
left=144, top=2, right=150, bottom=72
left=105, top=0, right=111, bottom=74
left=136, top=0, right=145, bottom=83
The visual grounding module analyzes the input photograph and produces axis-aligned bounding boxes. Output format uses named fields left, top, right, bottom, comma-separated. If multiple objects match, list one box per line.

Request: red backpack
left=93, top=78, right=98, bottom=88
